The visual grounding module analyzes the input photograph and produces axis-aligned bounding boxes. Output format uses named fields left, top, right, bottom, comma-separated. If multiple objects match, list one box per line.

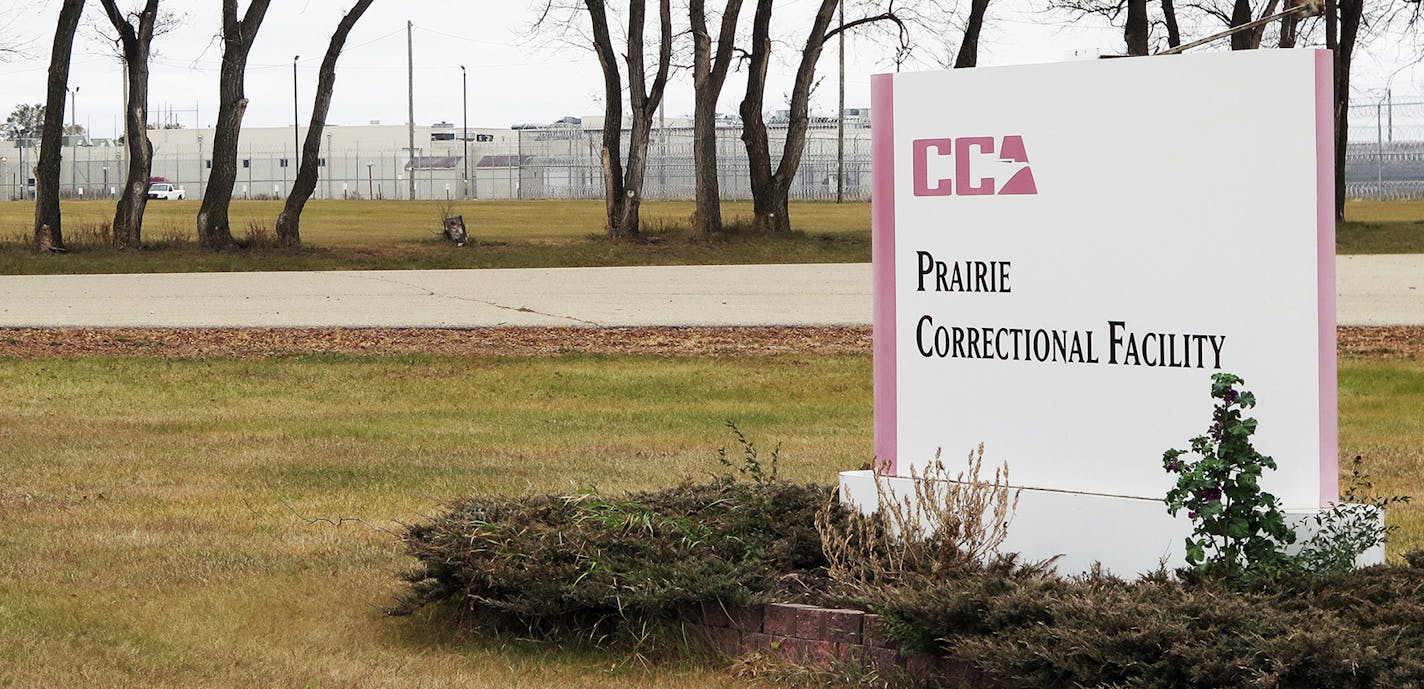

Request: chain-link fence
left=9, top=111, right=1422, bottom=203
left=1, top=122, right=873, bottom=203
left=1347, top=101, right=1424, bottom=200
left=512, top=124, right=872, bottom=202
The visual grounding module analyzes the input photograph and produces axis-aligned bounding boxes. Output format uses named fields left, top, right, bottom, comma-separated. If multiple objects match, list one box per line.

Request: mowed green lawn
left=1340, top=200, right=1424, bottom=254
left=0, top=199, right=872, bottom=246
left=1, top=351, right=1421, bottom=687
left=0, top=199, right=871, bottom=274
left=0, top=354, right=870, bottom=688
left=0, top=197, right=1419, bottom=274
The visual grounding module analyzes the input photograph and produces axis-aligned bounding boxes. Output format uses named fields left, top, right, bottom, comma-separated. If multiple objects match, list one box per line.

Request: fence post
left=1377, top=100, right=1384, bottom=199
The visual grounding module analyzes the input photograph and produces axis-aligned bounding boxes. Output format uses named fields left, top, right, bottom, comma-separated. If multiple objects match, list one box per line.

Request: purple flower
left=1196, top=487, right=1222, bottom=502
left=1223, top=389, right=1239, bottom=404
left=1188, top=511, right=1198, bottom=519
left=1167, top=461, right=1179, bottom=471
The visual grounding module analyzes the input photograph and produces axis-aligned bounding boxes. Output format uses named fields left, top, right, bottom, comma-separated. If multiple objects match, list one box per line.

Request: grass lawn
left=0, top=197, right=1419, bottom=274
left=0, top=354, right=870, bottom=688
left=0, top=199, right=871, bottom=274
left=2, top=351, right=1421, bottom=686
left=1341, top=200, right=1424, bottom=254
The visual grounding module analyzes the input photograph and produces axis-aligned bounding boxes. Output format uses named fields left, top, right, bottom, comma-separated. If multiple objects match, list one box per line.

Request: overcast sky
left=0, top=0, right=1416, bottom=140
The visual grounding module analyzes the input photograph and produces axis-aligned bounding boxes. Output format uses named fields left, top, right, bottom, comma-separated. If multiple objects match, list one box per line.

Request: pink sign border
left=1316, top=49, right=1339, bottom=507
left=871, top=73, right=897, bottom=476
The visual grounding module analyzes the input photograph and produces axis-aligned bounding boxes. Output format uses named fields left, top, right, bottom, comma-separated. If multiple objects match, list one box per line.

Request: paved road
left=0, top=257, right=1418, bottom=328
left=0, top=264, right=872, bottom=328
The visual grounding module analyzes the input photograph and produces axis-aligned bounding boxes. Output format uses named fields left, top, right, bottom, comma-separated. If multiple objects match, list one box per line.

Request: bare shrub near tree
left=197, top=0, right=272, bottom=251
left=99, top=0, right=161, bottom=250
left=275, top=0, right=377, bottom=249
left=33, top=0, right=85, bottom=252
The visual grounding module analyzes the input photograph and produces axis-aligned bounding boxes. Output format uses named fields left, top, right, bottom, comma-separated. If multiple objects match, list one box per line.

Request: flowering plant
left=1162, top=373, right=1294, bottom=578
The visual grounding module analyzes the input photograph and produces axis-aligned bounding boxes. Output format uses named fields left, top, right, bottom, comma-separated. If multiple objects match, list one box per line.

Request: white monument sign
left=842, top=49, right=1344, bottom=574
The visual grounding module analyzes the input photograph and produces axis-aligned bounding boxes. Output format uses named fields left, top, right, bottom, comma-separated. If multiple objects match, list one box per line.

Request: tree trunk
left=276, top=0, right=376, bottom=249
left=198, top=0, right=272, bottom=251
left=1335, top=0, right=1362, bottom=222
left=739, top=0, right=778, bottom=230
left=100, top=0, right=159, bottom=250
left=611, top=0, right=671, bottom=239
left=954, top=0, right=991, bottom=68
left=741, top=0, right=837, bottom=234
left=1124, top=0, right=1149, bottom=55
left=585, top=0, right=625, bottom=237
left=33, top=0, right=85, bottom=252
left=1229, top=0, right=1254, bottom=49
left=1161, top=0, right=1181, bottom=48
left=1278, top=0, right=1298, bottom=48
left=689, top=0, right=744, bottom=235
left=1248, top=0, right=1280, bottom=49
left=767, top=0, right=838, bottom=232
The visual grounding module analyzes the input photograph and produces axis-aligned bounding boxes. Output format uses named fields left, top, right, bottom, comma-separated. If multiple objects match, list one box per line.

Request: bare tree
left=1183, top=0, right=1296, bottom=49
left=197, top=0, right=272, bottom=251
left=99, top=0, right=159, bottom=250
left=1054, top=0, right=1161, bottom=54
left=955, top=0, right=994, bottom=65
left=1278, top=0, right=1298, bottom=47
left=1333, top=0, right=1362, bottom=221
left=275, top=0, right=377, bottom=248
left=739, top=0, right=906, bottom=234
left=33, top=0, right=85, bottom=252
left=582, top=0, right=673, bottom=239
left=1162, top=0, right=1183, bottom=47
left=689, top=0, right=744, bottom=235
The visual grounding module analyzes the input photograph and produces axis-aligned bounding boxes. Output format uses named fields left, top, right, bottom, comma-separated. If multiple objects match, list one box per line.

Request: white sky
left=0, top=0, right=1417, bottom=139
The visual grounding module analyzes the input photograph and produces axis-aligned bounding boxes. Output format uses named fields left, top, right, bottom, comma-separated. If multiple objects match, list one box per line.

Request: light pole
left=292, top=55, right=301, bottom=170
left=197, top=134, right=204, bottom=198
left=1, top=156, right=7, bottom=200
left=366, top=162, right=374, bottom=199
left=70, top=86, right=79, bottom=197
left=461, top=65, right=469, bottom=200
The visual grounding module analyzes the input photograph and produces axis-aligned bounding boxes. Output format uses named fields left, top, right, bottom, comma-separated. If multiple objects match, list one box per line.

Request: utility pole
left=658, top=98, right=665, bottom=191
left=120, top=63, right=128, bottom=180
left=836, top=0, right=845, bottom=204
left=407, top=20, right=417, bottom=201
left=461, top=65, right=469, bottom=200
left=70, top=86, right=79, bottom=197
left=293, top=55, right=301, bottom=170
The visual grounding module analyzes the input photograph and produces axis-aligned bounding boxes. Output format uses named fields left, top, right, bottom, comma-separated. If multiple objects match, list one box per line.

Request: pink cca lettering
left=911, top=136, right=1038, bottom=197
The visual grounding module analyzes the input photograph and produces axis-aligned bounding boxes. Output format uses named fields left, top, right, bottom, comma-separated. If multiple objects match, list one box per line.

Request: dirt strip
left=0, top=326, right=873, bottom=359
left=0, top=326, right=1417, bottom=359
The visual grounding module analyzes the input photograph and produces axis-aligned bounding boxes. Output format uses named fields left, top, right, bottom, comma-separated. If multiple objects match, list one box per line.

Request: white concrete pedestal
left=838, top=470, right=1385, bottom=577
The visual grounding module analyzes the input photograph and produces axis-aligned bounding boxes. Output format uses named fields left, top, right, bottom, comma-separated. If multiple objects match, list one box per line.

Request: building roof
left=405, top=156, right=462, bottom=170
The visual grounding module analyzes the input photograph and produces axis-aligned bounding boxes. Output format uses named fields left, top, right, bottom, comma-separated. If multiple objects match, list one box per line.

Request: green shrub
left=1162, top=373, right=1295, bottom=579
left=395, top=477, right=830, bottom=641
left=860, top=561, right=1424, bottom=689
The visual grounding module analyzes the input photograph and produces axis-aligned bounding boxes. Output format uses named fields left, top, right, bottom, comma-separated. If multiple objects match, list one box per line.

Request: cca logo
left=911, top=136, right=1038, bottom=197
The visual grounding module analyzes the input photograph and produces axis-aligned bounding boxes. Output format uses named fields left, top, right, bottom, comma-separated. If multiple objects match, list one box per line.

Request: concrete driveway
left=0, top=257, right=1417, bottom=328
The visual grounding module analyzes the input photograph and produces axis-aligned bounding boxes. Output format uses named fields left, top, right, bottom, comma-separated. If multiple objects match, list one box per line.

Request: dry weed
left=818, top=444, right=1021, bottom=585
